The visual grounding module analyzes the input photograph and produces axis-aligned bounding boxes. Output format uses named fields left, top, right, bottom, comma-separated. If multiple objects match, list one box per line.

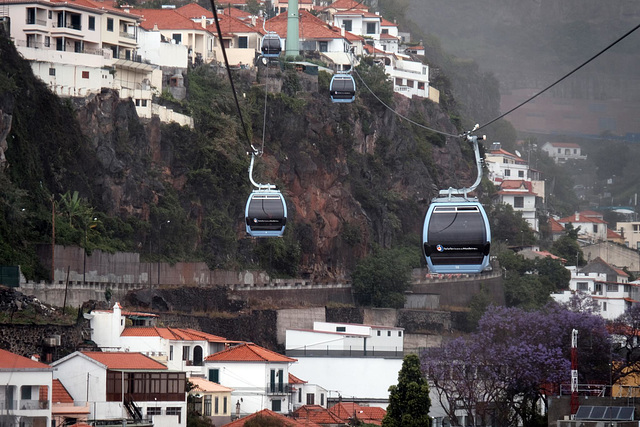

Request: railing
left=25, top=18, right=47, bottom=26
left=52, top=22, right=81, bottom=30
left=0, top=400, right=18, bottom=410
left=286, top=346, right=405, bottom=358
left=120, top=31, right=136, bottom=39
left=266, top=382, right=290, bottom=394
left=16, top=399, right=49, bottom=410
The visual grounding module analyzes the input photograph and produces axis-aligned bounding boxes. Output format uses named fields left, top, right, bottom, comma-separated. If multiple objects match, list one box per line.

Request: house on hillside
left=493, top=179, right=540, bottom=232
left=292, top=404, right=346, bottom=424
left=288, top=373, right=329, bottom=410
left=617, top=221, right=640, bottom=250
left=0, top=349, right=53, bottom=427
left=52, top=351, right=187, bottom=426
left=85, top=302, right=238, bottom=374
left=286, top=322, right=404, bottom=408
left=206, top=14, right=264, bottom=66
left=330, top=401, right=386, bottom=425
left=557, top=211, right=608, bottom=243
left=204, top=342, right=298, bottom=416
left=221, top=408, right=321, bottom=426
left=51, top=379, right=91, bottom=426
left=552, top=259, right=637, bottom=320
left=541, top=142, right=587, bottom=163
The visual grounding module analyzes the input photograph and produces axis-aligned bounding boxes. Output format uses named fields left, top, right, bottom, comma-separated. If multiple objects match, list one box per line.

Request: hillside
left=0, top=32, right=496, bottom=282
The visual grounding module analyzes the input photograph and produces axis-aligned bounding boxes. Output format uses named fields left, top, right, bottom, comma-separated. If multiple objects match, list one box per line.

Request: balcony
left=25, top=18, right=47, bottom=26
left=266, top=382, right=290, bottom=395
left=120, top=31, right=136, bottom=40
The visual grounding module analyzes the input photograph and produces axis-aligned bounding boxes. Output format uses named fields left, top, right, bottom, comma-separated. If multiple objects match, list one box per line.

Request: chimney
left=341, top=26, right=345, bottom=37
left=201, top=17, right=206, bottom=29
left=31, top=354, right=41, bottom=362
left=575, top=212, right=580, bottom=222
left=153, top=23, right=159, bottom=31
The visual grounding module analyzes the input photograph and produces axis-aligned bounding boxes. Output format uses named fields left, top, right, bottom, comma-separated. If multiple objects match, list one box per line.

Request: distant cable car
left=245, top=190, right=287, bottom=237
left=330, top=74, right=356, bottom=103
left=421, top=131, right=492, bottom=273
left=261, top=33, right=282, bottom=58
left=422, top=199, right=491, bottom=273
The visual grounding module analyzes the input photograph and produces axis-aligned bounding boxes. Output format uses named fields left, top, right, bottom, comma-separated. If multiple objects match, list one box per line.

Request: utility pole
left=571, top=329, right=578, bottom=417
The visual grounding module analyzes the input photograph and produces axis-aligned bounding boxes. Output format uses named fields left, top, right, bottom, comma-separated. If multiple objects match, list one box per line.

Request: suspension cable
left=476, top=22, right=640, bottom=132
left=260, top=64, right=269, bottom=156
left=209, top=0, right=258, bottom=153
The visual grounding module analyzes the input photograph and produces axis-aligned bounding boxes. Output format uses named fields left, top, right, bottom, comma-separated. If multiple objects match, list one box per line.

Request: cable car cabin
left=261, top=34, right=282, bottom=58
left=330, top=74, right=356, bottom=103
left=422, top=200, right=491, bottom=274
left=245, top=190, right=287, bottom=237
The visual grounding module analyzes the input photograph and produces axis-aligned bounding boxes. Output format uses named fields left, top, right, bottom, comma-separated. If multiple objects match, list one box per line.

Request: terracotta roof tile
left=121, top=327, right=229, bottom=343
left=548, top=142, right=581, bottom=148
left=189, top=376, right=233, bottom=393
left=549, top=217, right=565, bottom=233
left=288, top=373, right=307, bottom=384
left=380, top=17, right=398, bottom=26
left=205, top=343, right=296, bottom=363
left=323, top=0, right=369, bottom=11
left=206, top=14, right=263, bottom=35
left=175, top=3, right=213, bottom=19
left=81, top=352, right=168, bottom=370
left=293, top=405, right=344, bottom=424
left=222, top=408, right=320, bottom=426
left=51, top=379, right=74, bottom=404
left=266, top=10, right=346, bottom=40
left=0, top=348, right=52, bottom=369
left=608, top=229, right=623, bottom=239
left=329, top=402, right=385, bottom=423
left=557, top=213, right=608, bottom=224
left=133, top=8, right=208, bottom=31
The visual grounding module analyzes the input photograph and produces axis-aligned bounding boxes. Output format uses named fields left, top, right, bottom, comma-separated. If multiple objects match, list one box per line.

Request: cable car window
left=425, top=207, right=488, bottom=266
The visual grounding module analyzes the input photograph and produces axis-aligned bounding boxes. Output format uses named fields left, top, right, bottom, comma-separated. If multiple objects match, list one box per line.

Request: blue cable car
left=330, top=74, right=356, bottom=103
left=261, top=33, right=282, bottom=58
left=422, top=199, right=491, bottom=274
left=245, top=190, right=287, bottom=237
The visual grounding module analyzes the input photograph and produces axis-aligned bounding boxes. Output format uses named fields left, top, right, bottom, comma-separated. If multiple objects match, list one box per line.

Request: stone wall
left=0, top=323, right=84, bottom=362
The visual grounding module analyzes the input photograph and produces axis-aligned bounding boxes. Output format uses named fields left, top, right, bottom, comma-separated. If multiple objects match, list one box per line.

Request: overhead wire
left=209, top=0, right=258, bottom=153
left=475, top=22, right=640, bottom=132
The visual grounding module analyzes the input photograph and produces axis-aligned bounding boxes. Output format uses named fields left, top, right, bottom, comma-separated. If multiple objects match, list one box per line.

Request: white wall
left=137, top=29, right=189, bottom=68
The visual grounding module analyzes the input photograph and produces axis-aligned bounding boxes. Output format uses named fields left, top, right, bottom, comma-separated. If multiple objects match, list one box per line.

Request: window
left=172, top=33, right=182, bottom=44
left=593, top=224, right=598, bottom=233
left=238, top=36, right=248, bottom=48
left=21, top=386, right=31, bottom=400
left=377, top=330, right=381, bottom=336
left=418, top=82, right=425, bottom=90
left=381, top=28, right=388, bottom=34
left=141, top=99, right=148, bottom=107
left=89, top=16, right=95, bottom=30
left=518, top=170, right=524, bottom=177
left=406, top=80, right=414, bottom=88
left=306, top=393, right=315, bottom=405
left=49, top=67, right=56, bottom=76
left=214, top=396, right=219, bottom=414
left=387, top=331, right=391, bottom=336
left=166, top=407, right=181, bottom=423
left=208, top=369, right=219, bottom=383
left=107, top=18, right=114, bottom=32
left=49, top=10, right=52, bottom=19
left=169, top=345, right=173, bottom=360
left=223, top=397, right=227, bottom=414
left=595, top=283, right=603, bottom=295
left=398, top=331, right=402, bottom=337
left=56, top=38, right=64, bottom=51
left=135, top=99, right=141, bottom=107
left=366, top=22, right=376, bottom=34
left=343, top=20, right=352, bottom=31
left=602, top=302, right=607, bottom=311
left=319, top=41, right=328, bottom=52
left=27, top=8, right=36, bottom=24
left=574, top=149, right=578, bottom=154
left=607, top=284, right=618, bottom=293
left=75, top=41, right=82, bottom=53
left=321, top=393, right=325, bottom=406
left=271, top=400, right=281, bottom=412
left=45, top=36, right=50, bottom=47
left=504, top=169, right=511, bottom=176
left=634, top=224, right=640, bottom=232
left=298, top=388, right=302, bottom=403
left=182, top=346, right=190, bottom=361
left=204, top=396, right=211, bottom=416
left=336, top=326, right=346, bottom=332
left=514, top=197, right=524, bottom=208
left=82, top=71, right=89, bottom=79
left=577, top=282, right=588, bottom=291
left=395, top=77, right=402, bottom=86
left=557, top=148, right=561, bottom=153
left=147, top=407, right=161, bottom=416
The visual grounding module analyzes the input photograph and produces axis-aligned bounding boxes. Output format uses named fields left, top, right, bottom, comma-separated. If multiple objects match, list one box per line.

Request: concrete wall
left=582, top=241, right=640, bottom=273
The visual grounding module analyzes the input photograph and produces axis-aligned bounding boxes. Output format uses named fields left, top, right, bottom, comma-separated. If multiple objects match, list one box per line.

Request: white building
left=494, top=180, right=540, bottom=232
left=203, top=342, right=298, bottom=416
left=557, top=211, right=608, bottom=243
left=285, top=322, right=404, bottom=408
left=0, top=349, right=53, bottom=427
left=289, top=373, right=329, bottom=410
left=541, top=142, right=587, bottom=163
left=617, top=221, right=640, bottom=250
left=52, top=351, right=187, bottom=427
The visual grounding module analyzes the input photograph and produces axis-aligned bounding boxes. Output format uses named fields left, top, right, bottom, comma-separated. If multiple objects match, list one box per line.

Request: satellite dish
left=515, top=150, right=522, bottom=158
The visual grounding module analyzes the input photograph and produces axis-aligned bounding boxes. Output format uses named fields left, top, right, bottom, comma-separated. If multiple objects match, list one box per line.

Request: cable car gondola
left=330, top=74, right=356, bottom=103
left=422, top=199, right=491, bottom=273
left=245, top=190, right=287, bottom=237
left=421, top=132, right=492, bottom=273
left=261, top=33, right=282, bottom=58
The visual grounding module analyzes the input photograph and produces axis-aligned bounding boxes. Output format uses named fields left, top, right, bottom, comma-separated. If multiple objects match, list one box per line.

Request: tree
left=488, top=203, right=535, bottom=245
left=421, top=304, right=610, bottom=427
left=351, top=247, right=418, bottom=308
left=382, top=354, right=431, bottom=427
left=551, top=224, right=584, bottom=266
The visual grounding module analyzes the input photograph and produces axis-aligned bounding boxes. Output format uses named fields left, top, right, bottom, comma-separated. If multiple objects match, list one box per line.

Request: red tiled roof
left=549, top=217, right=565, bottom=233
left=133, top=8, right=207, bottom=31
left=222, top=6, right=252, bottom=19
left=205, top=343, right=297, bottom=363
left=49, top=0, right=139, bottom=19
left=293, top=405, right=345, bottom=424
left=330, top=402, right=385, bottom=424
left=121, top=327, right=229, bottom=343
left=206, top=14, right=263, bottom=36
left=608, top=229, right=623, bottom=239
left=500, top=179, right=532, bottom=191
left=363, top=44, right=386, bottom=54
left=0, top=348, right=51, bottom=369
left=222, top=408, right=319, bottom=426
left=266, top=10, right=347, bottom=40
left=613, top=266, right=630, bottom=277
left=189, top=376, right=233, bottom=393
left=323, top=0, right=369, bottom=11
left=557, top=213, right=608, bottom=224
left=175, top=3, right=213, bottom=19
left=379, top=33, right=398, bottom=40
left=81, top=352, right=168, bottom=370
left=51, top=379, right=74, bottom=404
left=219, top=0, right=247, bottom=5
left=288, top=373, right=307, bottom=384
left=380, top=17, right=397, bottom=26
left=488, top=148, right=521, bottom=159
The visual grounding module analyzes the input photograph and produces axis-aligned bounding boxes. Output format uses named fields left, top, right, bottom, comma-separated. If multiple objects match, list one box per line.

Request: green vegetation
left=383, top=353, right=432, bottom=427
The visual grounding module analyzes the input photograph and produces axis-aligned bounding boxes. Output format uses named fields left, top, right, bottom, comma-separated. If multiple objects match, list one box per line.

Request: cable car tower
left=422, top=126, right=491, bottom=273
